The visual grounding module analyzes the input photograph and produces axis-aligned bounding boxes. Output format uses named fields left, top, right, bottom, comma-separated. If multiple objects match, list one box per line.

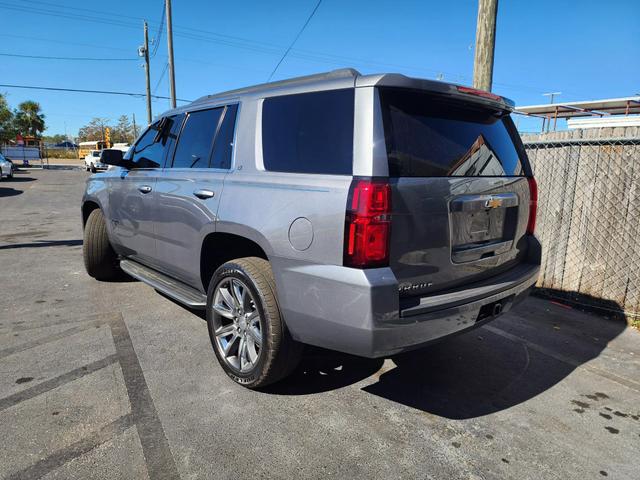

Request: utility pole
left=165, top=0, right=177, bottom=108
left=132, top=113, right=138, bottom=140
left=472, top=0, right=499, bottom=92
left=141, top=21, right=152, bottom=124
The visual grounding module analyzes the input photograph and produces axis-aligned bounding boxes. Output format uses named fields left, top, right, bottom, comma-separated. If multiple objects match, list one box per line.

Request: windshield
left=378, top=87, right=525, bottom=177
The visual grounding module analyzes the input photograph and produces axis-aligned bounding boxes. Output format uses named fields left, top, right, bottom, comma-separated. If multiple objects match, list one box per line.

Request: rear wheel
left=206, top=257, right=302, bottom=388
left=83, top=209, right=122, bottom=280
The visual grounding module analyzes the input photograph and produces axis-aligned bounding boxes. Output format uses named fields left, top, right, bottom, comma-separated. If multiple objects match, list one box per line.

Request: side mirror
left=100, top=149, right=129, bottom=168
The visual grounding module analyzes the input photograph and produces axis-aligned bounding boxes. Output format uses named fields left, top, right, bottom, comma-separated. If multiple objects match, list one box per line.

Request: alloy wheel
left=211, top=278, right=263, bottom=373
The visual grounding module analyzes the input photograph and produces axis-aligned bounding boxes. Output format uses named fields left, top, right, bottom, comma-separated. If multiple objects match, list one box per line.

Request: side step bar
left=120, top=259, right=207, bottom=309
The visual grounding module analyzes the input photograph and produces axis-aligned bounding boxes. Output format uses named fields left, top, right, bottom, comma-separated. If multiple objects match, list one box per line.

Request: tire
left=83, top=209, right=122, bottom=280
left=206, top=257, right=302, bottom=388
left=90, top=163, right=97, bottom=173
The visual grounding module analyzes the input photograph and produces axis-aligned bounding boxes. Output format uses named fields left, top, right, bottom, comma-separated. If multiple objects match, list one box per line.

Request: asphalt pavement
left=1, top=169, right=639, bottom=479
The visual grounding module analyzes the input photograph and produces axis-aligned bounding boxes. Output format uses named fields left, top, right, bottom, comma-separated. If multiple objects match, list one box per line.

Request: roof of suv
left=161, top=68, right=515, bottom=117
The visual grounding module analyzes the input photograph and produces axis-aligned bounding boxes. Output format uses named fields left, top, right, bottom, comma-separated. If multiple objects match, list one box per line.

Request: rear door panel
left=151, top=105, right=236, bottom=289
left=153, top=170, right=225, bottom=288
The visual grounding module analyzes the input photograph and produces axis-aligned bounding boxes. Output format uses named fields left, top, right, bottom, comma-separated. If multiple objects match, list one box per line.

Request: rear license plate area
left=449, top=194, right=519, bottom=263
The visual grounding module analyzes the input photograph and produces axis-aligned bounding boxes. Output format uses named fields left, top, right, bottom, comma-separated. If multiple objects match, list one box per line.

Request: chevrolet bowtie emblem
left=485, top=197, right=503, bottom=209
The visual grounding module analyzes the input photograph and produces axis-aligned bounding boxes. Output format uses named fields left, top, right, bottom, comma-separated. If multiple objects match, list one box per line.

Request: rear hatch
left=377, top=87, right=534, bottom=298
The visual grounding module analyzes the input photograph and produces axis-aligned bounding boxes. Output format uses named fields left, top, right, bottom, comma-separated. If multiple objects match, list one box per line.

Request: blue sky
left=1, top=0, right=638, bottom=136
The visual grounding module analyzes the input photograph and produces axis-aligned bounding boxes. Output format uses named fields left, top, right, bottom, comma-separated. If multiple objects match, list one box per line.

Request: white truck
left=85, top=145, right=130, bottom=173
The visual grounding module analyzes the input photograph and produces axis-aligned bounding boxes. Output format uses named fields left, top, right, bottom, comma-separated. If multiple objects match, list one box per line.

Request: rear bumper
left=273, top=246, right=540, bottom=358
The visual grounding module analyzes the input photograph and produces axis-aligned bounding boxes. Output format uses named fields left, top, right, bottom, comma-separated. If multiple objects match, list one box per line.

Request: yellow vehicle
left=78, top=141, right=108, bottom=159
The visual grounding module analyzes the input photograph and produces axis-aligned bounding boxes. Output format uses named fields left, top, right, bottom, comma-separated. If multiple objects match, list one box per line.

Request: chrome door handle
left=138, top=185, right=152, bottom=194
left=193, top=189, right=215, bottom=199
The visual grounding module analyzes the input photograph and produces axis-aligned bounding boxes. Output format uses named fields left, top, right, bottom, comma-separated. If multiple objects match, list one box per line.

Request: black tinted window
left=262, top=89, right=354, bottom=175
left=172, top=108, right=223, bottom=168
left=379, top=88, right=524, bottom=177
left=210, top=104, right=238, bottom=169
left=127, top=119, right=172, bottom=168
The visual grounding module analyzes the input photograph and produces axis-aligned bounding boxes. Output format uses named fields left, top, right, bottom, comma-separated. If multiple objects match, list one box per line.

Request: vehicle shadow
left=155, top=294, right=387, bottom=394
left=3, top=175, right=37, bottom=183
left=0, top=187, right=23, bottom=198
left=361, top=295, right=627, bottom=419
left=263, top=347, right=385, bottom=395
left=266, top=295, right=627, bottom=419
left=0, top=239, right=83, bottom=250
left=155, top=285, right=627, bottom=417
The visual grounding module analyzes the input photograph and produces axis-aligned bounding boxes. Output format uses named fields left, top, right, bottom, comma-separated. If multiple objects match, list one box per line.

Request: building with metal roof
left=516, top=96, right=640, bottom=131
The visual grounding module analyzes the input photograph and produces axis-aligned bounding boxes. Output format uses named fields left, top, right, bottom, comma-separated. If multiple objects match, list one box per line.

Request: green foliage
left=14, top=100, right=46, bottom=137
left=42, top=134, right=67, bottom=144
left=77, top=117, right=110, bottom=142
left=45, top=148, right=78, bottom=159
left=77, top=115, right=136, bottom=144
left=0, top=93, right=16, bottom=143
left=113, top=114, right=136, bottom=143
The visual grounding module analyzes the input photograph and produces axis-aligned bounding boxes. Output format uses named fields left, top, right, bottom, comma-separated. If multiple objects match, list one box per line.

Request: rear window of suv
left=378, top=87, right=525, bottom=177
left=262, top=89, right=354, bottom=175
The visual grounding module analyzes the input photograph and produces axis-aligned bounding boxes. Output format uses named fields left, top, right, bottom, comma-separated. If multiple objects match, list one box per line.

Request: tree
left=77, top=117, right=110, bottom=142
left=14, top=101, right=46, bottom=137
left=0, top=93, right=16, bottom=143
left=113, top=115, right=134, bottom=143
left=42, top=134, right=67, bottom=144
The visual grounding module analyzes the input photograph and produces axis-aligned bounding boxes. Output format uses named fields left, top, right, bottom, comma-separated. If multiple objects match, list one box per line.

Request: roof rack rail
left=191, top=68, right=361, bottom=104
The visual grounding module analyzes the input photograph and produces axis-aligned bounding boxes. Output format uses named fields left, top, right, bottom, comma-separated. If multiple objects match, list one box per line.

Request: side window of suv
left=125, top=117, right=174, bottom=169
left=210, top=104, right=238, bottom=170
left=172, top=108, right=223, bottom=168
left=261, top=89, right=354, bottom=175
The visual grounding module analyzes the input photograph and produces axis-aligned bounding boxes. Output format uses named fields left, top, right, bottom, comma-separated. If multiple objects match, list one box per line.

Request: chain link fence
left=522, top=127, right=640, bottom=319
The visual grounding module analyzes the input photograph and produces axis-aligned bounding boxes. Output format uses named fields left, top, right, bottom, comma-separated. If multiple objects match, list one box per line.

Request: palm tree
left=14, top=101, right=46, bottom=137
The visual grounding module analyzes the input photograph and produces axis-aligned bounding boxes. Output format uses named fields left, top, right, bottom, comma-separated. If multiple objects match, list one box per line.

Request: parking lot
left=1, top=168, right=639, bottom=479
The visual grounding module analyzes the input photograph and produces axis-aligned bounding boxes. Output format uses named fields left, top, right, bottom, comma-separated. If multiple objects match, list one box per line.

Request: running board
left=120, top=259, right=207, bottom=309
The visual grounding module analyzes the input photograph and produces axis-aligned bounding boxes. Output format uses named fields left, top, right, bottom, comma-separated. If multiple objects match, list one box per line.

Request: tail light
left=344, top=178, right=391, bottom=268
left=527, top=177, right=538, bottom=235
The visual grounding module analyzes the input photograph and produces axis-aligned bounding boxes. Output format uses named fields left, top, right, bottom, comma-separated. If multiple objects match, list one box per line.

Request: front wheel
left=206, top=257, right=302, bottom=388
left=90, top=163, right=97, bottom=173
left=83, top=209, right=122, bottom=280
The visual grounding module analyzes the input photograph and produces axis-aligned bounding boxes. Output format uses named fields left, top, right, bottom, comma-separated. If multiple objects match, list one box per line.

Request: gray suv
left=82, top=69, right=540, bottom=388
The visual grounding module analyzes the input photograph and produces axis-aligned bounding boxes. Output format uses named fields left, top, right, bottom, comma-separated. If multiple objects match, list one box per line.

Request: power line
left=3, top=0, right=427, bottom=77
left=154, top=63, right=169, bottom=94
left=151, top=1, right=166, bottom=58
left=0, top=2, right=141, bottom=30
left=0, top=33, right=133, bottom=53
left=2, top=0, right=446, bottom=79
left=14, top=0, right=145, bottom=23
left=0, top=52, right=138, bottom=61
left=1, top=0, right=565, bottom=96
left=267, top=0, right=323, bottom=81
left=0, top=83, right=192, bottom=102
